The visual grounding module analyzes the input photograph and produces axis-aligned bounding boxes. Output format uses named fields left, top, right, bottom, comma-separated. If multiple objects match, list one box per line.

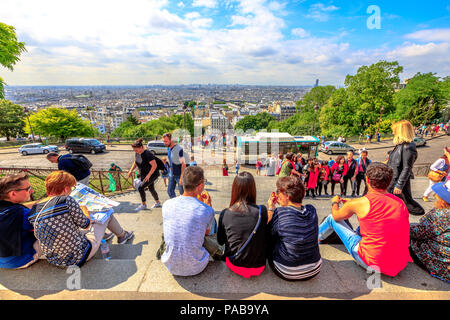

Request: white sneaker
left=151, top=202, right=162, bottom=208
left=135, top=204, right=147, bottom=212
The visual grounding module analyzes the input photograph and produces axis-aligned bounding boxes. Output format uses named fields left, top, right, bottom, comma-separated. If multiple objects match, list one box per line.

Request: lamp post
left=423, top=98, right=434, bottom=137
left=23, top=107, right=35, bottom=143
left=311, top=104, right=319, bottom=136
left=376, top=105, right=385, bottom=135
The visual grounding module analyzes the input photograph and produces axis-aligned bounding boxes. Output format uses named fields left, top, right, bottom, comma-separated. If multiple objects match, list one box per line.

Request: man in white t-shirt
left=161, top=166, right=217, bottom=276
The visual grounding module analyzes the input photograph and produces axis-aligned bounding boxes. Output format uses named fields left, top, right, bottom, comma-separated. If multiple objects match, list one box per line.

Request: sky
left=1, top=0, right=449, bottom=86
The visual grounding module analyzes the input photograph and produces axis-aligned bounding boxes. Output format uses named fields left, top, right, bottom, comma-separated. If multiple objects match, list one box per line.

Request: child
left=222, top=159, right=229, bottom=176
left=255, top=158, right=262, bottom=176
left=235, top=159, right=240, bottom=175
left=189, top=155, right=197, bottom=167
left=161, top=157, right=170, bottom=187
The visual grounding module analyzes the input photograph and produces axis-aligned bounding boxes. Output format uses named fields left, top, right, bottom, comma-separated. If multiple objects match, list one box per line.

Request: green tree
left=234, top=112, right=275, bottom=131
left=345, top=60, right=403, bottom=131
left=394, top=73, right=449, bottom=125
left=126, top=114, right=139, bottom=126
left=0, top=99, right=25, bottom=140
left=0, top=22, right=26, bottom=99
left=25, top=107, right=97, bottom=141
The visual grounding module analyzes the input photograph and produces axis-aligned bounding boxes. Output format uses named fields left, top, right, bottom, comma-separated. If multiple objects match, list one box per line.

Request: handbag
left=332, top=172, right=342, bottom=182
left=228, top=205, right=262, bottom=261
left=428, top=170, right=446, bottom=183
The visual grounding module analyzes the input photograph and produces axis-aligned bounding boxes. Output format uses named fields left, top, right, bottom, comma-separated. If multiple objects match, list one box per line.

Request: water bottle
left=100, top=239, right=111, bottom=260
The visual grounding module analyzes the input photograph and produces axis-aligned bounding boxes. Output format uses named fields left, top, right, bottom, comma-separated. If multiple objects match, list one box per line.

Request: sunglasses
left=15, top=186, right=32, bottom=192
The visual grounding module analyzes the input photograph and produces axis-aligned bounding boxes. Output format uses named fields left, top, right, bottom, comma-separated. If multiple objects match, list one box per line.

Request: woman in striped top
left=266, top=176, right=322, bottom=281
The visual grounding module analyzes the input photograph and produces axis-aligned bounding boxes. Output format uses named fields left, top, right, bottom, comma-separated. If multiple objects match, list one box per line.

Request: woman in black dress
left=387, top=120, right=425, bottom=216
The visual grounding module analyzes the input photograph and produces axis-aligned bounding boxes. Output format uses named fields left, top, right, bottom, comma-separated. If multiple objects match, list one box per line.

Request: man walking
left=163, top=133, right=187, bottom=199
left=46, top=153, right=91, bottom=186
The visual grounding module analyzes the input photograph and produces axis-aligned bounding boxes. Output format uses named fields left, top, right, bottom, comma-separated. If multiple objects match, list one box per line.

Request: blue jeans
left=318, top=214, right=368, bottom=269
left=168, top=174, right=184, bottom=199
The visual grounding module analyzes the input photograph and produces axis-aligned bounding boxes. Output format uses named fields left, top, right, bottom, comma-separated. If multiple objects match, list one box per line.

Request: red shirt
left=358, top=193, right=412, bottom=276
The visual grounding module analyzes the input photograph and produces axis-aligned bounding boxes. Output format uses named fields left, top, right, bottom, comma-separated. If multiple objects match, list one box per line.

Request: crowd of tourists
left=0, top=120, right=449, bottom=286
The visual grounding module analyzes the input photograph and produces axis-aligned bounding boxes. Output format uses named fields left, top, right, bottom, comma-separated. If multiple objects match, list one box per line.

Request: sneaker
left=103, top=232, right=114, bottom=241
left=135, top=204, right=147, bottom=212
left=118, top=231, right=134, bottom=244
left=422, top=196, right=430, bottom=202
left=151, top=202, right=162, bottom=209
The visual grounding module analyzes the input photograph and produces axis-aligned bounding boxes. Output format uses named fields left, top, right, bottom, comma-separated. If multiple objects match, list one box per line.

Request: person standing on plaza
left=305, top=159, right=319, bottom=198
left=387, top=120, right=425, bottom=216
left=161, top=157, right=170, bottom=187
left=330, top=156, right=348, bottom=196
left=423, top=148, right=450, bottom=202
left=163, top=133, right=186, bottom=199
left=235, top=159, right=240, bottom=175
left=255, top=158, right=262, bottom=176
left=318, top=162, right=412, bottom=277
left=46, top=152, right=91, bottom=186
left=266, top=154, right=277, bottom=177
left=343, top=151, right=358, bottom=197
left=355, top=150, right=371, bottom=196
left=127, top=138, right=162, bottom=211
left=316, top=160, right=330, bottom=196
left=275, top=153, right=283, bottom=176
left=222, top=159, right=229, bottom=177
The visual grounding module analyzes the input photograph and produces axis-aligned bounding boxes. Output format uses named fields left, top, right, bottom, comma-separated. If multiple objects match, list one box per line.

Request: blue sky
left=1, top=0, right=449, bottom=86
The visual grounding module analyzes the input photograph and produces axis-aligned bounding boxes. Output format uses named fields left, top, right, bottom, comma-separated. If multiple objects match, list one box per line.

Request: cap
left=431, top=180, right=450, bottom=204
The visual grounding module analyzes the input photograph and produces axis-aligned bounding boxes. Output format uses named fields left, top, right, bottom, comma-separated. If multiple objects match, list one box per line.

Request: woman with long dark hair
left=127, top=138, right=161, bottom=211
left=387, top=120, right=425, bottom=216
left=217, top=172, right=268, bottom=278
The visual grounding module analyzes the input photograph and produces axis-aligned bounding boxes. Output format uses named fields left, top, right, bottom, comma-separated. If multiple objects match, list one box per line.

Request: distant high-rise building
left=314, top=79, right=319, bottom=87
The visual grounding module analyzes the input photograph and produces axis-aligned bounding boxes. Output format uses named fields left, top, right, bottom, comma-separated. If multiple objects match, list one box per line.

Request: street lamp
left=23, top=107, right=35, bottom=143
left=376, top=105, right=385, bottom=135
left=311, top=104, right=319, bottom=136
left=423, top=98, right=434, bottom=137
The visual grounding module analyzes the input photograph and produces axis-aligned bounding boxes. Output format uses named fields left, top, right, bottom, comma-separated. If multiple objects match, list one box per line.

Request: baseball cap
left=431, top=180, right=450, bottom=204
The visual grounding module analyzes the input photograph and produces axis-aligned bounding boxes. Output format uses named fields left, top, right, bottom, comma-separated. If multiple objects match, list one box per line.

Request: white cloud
left=405, top=29, right=450, bottom=42
left=1, top=0, right=449, bottom=86
left=192, top=0, right=218, bottom=8
left=177, top=1, right=185, bottom=7
left=292, top=28, right=310, bottom=38
left=306, top=3, right=340, bottom=22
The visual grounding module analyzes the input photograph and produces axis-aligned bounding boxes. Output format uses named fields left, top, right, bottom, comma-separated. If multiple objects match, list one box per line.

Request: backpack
left=155, top=156, right=168, bottom=176
left=67, top=155, right=92, bottom=171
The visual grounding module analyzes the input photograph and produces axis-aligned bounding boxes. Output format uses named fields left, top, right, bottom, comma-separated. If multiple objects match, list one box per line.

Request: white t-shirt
left=161, top=196, right=215, bottom=276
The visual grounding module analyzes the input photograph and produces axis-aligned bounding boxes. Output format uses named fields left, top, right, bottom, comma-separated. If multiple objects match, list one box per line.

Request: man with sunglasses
left=0, top=173, right=42, bottom=269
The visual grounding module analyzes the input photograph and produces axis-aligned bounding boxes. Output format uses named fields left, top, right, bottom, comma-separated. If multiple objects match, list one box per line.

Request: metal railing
left=0, top=167, right=134, bottom=200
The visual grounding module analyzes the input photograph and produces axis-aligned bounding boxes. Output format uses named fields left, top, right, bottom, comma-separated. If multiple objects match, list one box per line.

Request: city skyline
left=1, top=0, right=449, bottom=86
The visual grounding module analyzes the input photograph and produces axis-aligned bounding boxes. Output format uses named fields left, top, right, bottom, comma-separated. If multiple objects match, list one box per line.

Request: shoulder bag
left=228, top=205, right=262, bottom=261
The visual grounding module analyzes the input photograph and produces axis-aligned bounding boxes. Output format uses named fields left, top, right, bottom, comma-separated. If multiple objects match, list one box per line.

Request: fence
left=0, top=167, right=134, bottom=200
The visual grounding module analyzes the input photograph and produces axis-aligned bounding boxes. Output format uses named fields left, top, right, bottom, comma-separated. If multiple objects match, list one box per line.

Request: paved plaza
left=0, top=172, right=448, bottom=300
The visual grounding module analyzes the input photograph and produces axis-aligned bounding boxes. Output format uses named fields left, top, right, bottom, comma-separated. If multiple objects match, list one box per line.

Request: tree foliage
left=234, top=112, right=275, bottom=132
left=0, top=99, right=25, bottom=140
left=111, top=114, right=194, bottom=138
left=25, top=107, right=97, bottom=141
left=0, top=22, right=26, bottom=99
left=394, top=72, right=449, bottom=125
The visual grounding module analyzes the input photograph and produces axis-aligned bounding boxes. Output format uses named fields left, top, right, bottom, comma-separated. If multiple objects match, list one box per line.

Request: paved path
left=0, top=174, right=448, bottom=300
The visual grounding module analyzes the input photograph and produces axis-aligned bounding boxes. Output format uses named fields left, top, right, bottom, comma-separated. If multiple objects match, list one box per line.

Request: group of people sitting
left=158, top=162, right=449, bottom=283
left=277, top=150, right=371, bottom=199
left=0, top=171, right=134, bottom=269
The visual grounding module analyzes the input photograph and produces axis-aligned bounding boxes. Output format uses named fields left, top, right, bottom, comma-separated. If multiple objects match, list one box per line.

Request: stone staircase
left=0, top=175, right=449, bottom=300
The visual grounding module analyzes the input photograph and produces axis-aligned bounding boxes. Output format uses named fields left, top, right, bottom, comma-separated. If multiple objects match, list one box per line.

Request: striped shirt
left=273, top=258, right=322, bottom=280
left=267, top=204, right=321, bottom=267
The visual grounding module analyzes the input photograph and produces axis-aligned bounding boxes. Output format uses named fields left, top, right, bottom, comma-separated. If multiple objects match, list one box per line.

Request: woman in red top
left=316, top=160, right=330, bottom=196
left=318, top=162, right=412, bottom=277
left=330, top=156, right=348, bottom=196
left=305, top=159, right=320, bottom=198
